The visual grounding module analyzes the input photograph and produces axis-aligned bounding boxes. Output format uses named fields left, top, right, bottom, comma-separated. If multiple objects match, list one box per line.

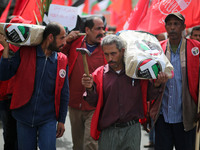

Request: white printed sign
left=48, top=4, right=78, bottom=31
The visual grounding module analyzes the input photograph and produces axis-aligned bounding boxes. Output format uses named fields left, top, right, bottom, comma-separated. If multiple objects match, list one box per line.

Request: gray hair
left=101, top=34, right=126, bottom=51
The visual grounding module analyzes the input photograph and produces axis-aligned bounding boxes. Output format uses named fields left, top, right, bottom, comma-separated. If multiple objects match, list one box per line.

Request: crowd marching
left=0, top=1, right=200, bottom=150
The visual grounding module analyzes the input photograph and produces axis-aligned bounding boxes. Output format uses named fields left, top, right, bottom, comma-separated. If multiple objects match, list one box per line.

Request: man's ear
left=85, top=27, right=90, bottom=34
left=48, top=33, right=54, bottom=42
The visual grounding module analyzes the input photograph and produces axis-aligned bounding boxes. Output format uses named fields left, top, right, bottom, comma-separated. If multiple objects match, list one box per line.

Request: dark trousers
left=0, top=99, right=18, bottom=150
left=99, top=122, right=141, bottom=150
left=155, top=115, right=195, bottom=150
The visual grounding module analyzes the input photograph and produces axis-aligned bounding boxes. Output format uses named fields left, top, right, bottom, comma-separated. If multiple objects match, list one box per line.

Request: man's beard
left=48, top=39, right=63, bottom=52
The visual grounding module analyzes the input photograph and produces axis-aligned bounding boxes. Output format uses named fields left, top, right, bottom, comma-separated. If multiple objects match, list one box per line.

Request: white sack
left=118, top=30, right=174, bottom=79
left=0, top=23, right=45, bottom=46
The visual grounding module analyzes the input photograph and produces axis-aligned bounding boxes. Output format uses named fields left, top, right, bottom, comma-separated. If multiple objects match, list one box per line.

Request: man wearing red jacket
left=150, top=13, right=200, bottom=150
left=62, top=16, right=107, bottom=150
left=82, top=34, right=168, bottom=150
left=0, top=16, right=32, bottom=150
left=0, top=22, right=69, bottom=150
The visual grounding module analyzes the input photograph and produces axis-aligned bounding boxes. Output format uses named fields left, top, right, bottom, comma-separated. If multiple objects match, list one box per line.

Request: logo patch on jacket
left=191, top=47, right=199, bottom=56
left=59, top=69, right=66, bottom=78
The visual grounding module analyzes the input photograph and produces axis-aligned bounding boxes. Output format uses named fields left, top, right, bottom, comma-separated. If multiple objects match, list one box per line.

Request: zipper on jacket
left=31, top=57, right=48, bottom=127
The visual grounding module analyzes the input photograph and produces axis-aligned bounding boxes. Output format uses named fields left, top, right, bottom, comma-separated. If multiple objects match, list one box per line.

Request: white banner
left=48, top=4, right=78, bottom=31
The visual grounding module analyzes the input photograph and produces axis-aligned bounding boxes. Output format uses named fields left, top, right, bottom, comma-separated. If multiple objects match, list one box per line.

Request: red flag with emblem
left=124, top=0, right=200, bottom=35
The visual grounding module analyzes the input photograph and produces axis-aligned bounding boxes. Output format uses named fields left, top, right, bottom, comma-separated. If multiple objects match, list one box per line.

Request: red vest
left=160, top=39, right=199, bottom=104
left=0, top=16, right=33, bottom=101
left=0, top=45, right=19, bottom=100
left=10, top=46, right=68, bottom=119
left=67, top=37, right=83, bottom=77
left=90, top=66, right=148, bottom=140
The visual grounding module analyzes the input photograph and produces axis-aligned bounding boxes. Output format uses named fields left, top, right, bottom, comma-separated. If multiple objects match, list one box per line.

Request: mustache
left=96, top=34, right=103, bottom=38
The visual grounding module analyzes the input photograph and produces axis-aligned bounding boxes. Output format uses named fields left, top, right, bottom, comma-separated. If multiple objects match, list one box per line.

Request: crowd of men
left=0, top=12, right=200, bottom=150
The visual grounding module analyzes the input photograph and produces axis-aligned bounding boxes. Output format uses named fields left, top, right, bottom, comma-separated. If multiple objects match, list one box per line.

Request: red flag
left=18, top=0, right=37, bottom=24
left=0, top=0, right=12, bottom=23
left=67, top=0, right=73, bottom=6
left=109, top=0, right=132, bottom=32
left=123, top=0, right=149, bottom=30
left=13, top=0, right=44, bottom=24
left=52, top=0, right=65, bottom=5
left=82, top=0, right=99, bottom=15
left=124, top=0, right=200, bottom=35
left=82, top=0, right=89, bottom=14
left=12, top=0, right=27, bottom=15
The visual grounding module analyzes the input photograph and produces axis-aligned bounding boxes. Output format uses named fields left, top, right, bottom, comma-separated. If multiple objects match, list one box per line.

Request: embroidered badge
left=191, top=47, right=199, bottom=56
left=59, top=69, right=66, bottom=78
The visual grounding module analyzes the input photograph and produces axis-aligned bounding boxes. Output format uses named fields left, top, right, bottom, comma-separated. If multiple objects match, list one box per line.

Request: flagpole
left=33, top=10, right=40, bottom=25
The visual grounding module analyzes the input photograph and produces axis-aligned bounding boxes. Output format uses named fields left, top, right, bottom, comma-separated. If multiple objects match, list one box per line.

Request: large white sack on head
left=0, top=23, right=45, bottom=46
left=118, top=30, right=174, bottom=79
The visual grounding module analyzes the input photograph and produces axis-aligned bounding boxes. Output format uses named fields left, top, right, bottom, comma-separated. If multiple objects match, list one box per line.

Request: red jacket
left=0, top=16, right=32, bottom=101
left=160, top=39, right=199, bottom=104
left=90, top=66, right=148, bottom=140
left=63, top=36, right=107, bottom=110
left=10, top=46, right=68, bottom=119
left=64, top=36, right=107, bottom=78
